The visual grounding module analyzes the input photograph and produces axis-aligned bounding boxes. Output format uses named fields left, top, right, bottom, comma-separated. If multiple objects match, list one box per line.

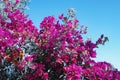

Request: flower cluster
left=0, top=1, right=120, bottom=80
left=64, top=64, right=82, bottom=80
left=82, top=61, right=120, bottom=80
left=0, top=0, right=30, bottom=20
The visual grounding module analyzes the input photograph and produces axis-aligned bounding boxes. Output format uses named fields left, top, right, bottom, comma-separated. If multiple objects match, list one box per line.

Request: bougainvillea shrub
left=0, top=0, right=120, bottom=80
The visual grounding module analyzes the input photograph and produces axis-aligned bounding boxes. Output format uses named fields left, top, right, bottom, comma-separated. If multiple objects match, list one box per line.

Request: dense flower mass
left=64, top=64, right=82, bottom=80
left=0, top=0, right=30, bottom=20
left=0, top=0, right=120, bottom=80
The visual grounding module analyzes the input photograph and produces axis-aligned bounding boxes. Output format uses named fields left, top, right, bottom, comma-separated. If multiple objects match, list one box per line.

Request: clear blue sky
left=26, top=0, right=120, bottom=70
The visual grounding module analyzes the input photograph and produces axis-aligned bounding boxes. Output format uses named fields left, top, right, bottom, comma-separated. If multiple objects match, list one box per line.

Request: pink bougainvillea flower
left=4, top=8, right=10, bottom=12
left=0, top=57, right=2, bottom=64
left=25, top=54, right=36, bottom=62
left=97, top=38, right=103, bottom=44
left=18, top=60, right=26, bottom=70
left=43, top=72, right=48, bottom=80
left=74, top=19, right=79, bottom=24
left=16, top=0, right=20, bottom=3
left=58, top=14, right=64, bottom=19
left=64, top=64, right=82, bottom=80
left=0, top=14, right=2, bottom=18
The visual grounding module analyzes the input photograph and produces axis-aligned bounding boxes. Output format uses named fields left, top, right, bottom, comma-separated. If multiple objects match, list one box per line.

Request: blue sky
left=26, top=0, right=120, bottom=70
